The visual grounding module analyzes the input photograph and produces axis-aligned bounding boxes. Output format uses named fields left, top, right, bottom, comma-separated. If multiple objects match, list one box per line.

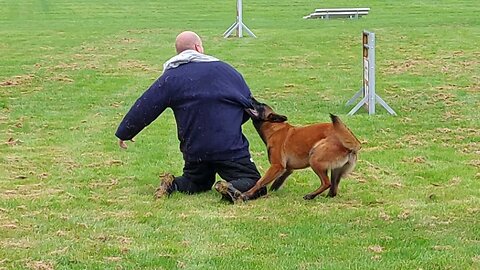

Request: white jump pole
left=223, top=0, right=256, bottom=38
left=347, top=30, right=396, bottom=115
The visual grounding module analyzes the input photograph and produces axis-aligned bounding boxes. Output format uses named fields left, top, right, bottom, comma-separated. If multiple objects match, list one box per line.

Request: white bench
left=303, top=8, right=370, bottom=19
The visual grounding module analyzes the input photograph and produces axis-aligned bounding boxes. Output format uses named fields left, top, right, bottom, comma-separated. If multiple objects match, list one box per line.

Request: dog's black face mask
left=246, top=97, right=288, bottom=123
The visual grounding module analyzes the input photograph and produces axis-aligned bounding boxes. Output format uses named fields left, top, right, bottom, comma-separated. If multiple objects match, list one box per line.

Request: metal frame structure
left=223, top=0, right=256, bottom=38
left=303, top=7, right=370, bottom=19
left=347, top=30, right=396, bottom=115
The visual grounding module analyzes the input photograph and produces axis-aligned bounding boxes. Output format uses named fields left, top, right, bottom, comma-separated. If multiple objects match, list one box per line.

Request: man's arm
left=115, top=77, right=171, bottom=148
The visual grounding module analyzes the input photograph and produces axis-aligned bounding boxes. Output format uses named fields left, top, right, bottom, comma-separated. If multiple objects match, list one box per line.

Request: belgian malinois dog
left=242, top=98, right=361, bottom=201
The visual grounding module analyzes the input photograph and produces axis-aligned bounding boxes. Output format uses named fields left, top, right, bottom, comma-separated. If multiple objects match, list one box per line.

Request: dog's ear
left=245, top=108, right=259, bottom=118
left=267, top=113, right=288, bottom=123
left=246, top=96, right=264, bottom=119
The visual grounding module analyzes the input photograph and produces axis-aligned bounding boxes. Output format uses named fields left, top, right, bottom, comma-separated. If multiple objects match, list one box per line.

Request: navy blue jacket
left=115, top=61, right=254, bottom=162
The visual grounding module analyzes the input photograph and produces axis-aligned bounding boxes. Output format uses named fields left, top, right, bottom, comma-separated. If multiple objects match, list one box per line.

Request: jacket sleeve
left=115, top=76, right=171, bottom=140
left=234, top=70, right=254, bottom=124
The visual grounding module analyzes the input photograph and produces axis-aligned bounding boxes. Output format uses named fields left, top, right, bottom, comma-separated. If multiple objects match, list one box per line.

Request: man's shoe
left=214, top=180, right=245, bottom=204
left=155, top=173, right=175, bottom=199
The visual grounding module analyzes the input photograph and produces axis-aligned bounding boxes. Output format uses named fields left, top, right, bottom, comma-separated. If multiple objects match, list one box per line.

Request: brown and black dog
left=242, top=98, right=361, bottom=201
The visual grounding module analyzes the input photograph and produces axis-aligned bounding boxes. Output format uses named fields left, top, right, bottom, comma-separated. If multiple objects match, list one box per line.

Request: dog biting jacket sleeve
left=115, top=61, right=254, bottom=162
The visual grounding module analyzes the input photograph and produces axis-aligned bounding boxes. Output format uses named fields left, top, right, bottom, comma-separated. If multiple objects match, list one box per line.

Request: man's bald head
left=175, top=31, right=204, bottom=54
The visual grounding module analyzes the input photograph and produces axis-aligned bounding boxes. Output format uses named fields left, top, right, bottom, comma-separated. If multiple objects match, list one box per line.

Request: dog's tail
left=330, top=114, right=361, bottom=152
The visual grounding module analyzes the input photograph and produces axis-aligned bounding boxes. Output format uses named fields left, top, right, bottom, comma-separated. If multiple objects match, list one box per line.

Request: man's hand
left=118, top=138, right=135, bottom=149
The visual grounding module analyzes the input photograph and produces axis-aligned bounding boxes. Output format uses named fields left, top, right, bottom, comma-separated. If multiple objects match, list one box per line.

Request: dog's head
left=245, top=97, right=288, bottom=123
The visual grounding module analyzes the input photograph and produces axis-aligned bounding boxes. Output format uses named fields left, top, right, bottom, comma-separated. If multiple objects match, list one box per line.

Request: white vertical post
left=237, top=0, right=243, bottom=37
left=367, top=32, right=376, bottom=115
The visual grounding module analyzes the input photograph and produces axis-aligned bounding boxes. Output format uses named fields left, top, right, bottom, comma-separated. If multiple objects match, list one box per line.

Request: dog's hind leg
left=327, top=168, right=343, bottom=197
left=303, top=140, right=336, bottom=200
left=303, top=168, right=330, bottom=200
left=270, top=170, right=293, bottom=191
left=328, top=153, right=357, bottom=197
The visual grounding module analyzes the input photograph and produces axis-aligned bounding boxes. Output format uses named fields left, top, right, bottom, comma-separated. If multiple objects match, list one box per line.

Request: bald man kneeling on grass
left=115, top=31, right=266, bottom=203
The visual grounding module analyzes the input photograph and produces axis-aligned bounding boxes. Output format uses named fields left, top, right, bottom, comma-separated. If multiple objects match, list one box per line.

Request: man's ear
left=267, top=113, right=288, bottom=123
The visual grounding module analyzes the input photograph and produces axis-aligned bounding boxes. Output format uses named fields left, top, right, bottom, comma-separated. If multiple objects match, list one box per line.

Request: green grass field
left=1, top=0, right=479, bottom=269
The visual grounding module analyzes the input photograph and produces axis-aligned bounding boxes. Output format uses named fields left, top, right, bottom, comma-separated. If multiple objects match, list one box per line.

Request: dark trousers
left=172, top=156, right=267, bottom=200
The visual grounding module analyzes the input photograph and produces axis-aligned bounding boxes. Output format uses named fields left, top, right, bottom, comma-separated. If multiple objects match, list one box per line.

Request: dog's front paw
left=303, top=194, right=316, bottom=200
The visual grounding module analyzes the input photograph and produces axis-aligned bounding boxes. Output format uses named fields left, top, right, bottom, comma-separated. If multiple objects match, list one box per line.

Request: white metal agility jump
left=347, top=30, right=396, bottom=115
left=223, top=0, right=256, bottom=38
